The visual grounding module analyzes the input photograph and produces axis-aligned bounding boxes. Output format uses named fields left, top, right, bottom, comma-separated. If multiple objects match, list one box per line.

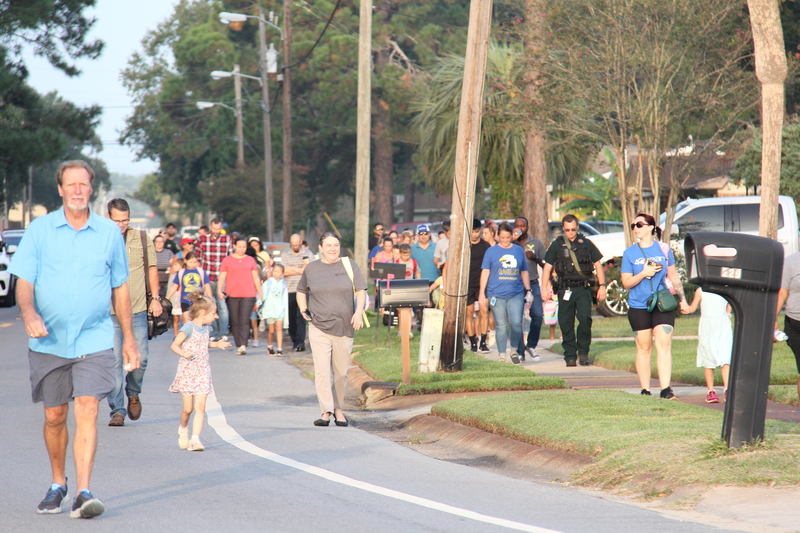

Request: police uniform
left=543, top=233, right=603, bottom=364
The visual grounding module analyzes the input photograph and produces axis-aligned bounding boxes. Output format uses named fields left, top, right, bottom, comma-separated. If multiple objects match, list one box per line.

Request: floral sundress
left=169, top=322, right=213, bottom=395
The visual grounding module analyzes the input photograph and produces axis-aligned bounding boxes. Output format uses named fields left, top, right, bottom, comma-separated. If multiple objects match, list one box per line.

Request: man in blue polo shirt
left=411, top=224, right=437, bottom=282
left=10, top=160, right=140, bottom=519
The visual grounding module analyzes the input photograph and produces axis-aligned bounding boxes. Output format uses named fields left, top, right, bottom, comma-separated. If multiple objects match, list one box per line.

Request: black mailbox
left=378, top=279, right=430, bottom=308
left=685, top=231, right=784, bottom=448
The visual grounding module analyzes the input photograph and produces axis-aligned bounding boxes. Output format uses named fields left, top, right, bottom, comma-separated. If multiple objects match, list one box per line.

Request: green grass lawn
left=546, top=314, right=700, bottom=338
left=353, top=323, right=568, bottom=395
left=432, top=389, right=800, bottom=495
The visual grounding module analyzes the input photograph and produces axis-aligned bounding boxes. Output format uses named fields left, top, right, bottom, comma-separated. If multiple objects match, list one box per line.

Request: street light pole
left=233, top=64, right=245, bottom=169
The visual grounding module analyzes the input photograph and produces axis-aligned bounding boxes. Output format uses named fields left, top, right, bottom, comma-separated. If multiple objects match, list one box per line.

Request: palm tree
left=412, top=42, right=589, bottom=218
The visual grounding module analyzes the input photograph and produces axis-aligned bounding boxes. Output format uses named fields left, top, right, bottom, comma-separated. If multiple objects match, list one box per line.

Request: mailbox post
left=684, top=232, right=784, bottom=448
left=378, top=279, right=430, bottom=384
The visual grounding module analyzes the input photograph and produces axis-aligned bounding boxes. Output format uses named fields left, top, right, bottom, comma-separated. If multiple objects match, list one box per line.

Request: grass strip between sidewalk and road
left=353, top=328, right=568, bottom=395
left=432, top=389, right=800, bottom=498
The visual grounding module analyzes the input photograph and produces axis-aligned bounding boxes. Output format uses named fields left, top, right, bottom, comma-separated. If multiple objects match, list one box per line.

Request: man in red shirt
left=195, top=218, right=232, bottom=339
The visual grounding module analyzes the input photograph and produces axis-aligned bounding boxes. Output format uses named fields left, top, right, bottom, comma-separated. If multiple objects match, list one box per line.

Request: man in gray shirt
left=284, top=234, right=313, bottom=351
left=514, top=216, right=547, bottom=361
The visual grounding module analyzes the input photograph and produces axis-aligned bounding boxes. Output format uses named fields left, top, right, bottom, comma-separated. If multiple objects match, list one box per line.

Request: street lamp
left=219, top=9, right=283, bottom=241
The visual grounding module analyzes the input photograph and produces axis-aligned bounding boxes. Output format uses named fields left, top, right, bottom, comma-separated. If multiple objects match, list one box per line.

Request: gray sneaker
left=510, top=352, right=521, bottom=365
left=37, top=481, right=68, bottom=514
left=525, top=347, right=540, bottom=361
left=70, top=490, right=104, bottom=519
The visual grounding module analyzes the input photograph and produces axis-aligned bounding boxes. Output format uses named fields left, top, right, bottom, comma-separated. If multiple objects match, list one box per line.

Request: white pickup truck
left=586, top=195, right=799, bottom=316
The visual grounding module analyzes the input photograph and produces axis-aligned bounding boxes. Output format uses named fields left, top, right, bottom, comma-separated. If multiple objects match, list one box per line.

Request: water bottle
left=774, top=330, right=789, bottom=342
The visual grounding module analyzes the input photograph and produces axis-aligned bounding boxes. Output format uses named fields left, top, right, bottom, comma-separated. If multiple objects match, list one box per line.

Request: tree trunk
left=372, top=48, right=394, bottom=227
left=403, top=174, right=415, bottom=222
left=522, top=0, right=548, bottom=245
left=524, top=129, right=548, bottom=244
left=748, top=0, right=787, bottom=240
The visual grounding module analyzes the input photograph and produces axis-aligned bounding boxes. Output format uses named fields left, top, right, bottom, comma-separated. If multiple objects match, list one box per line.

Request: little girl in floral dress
left=169, top=291, right=230, bottom=451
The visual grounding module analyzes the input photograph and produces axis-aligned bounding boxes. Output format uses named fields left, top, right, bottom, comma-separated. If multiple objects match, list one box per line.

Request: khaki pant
left=308, top=324, right=354, bottom=415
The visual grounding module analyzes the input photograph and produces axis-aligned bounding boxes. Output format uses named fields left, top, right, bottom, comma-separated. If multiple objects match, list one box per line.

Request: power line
left=285, top=0, right=344, bottom=70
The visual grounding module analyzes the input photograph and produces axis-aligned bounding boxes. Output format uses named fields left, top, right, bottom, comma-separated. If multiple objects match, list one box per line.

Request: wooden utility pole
left=282, top=0, right=293, bottom=241
left=748, top=0, right=787, bottom=240
left=440, top=0, right=493, bottom=371
left=257, top=8, right=276, bottom=241
left=354, top=0, right=372, bottom=274
left=233, top=64, right=245, bottom=169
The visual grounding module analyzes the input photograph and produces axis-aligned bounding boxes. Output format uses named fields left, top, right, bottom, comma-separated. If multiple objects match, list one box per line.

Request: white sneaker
left=236, top=346, right=247, bottom=355
left=187, top=437, right=204, bottom=451
left=178, top=426, right=189, bottom=449
left=525, top=347, right=540, bottom=361
left=258, top=321, right=266, bottom=332
left=487, top=330, right=496, bottom=347
left=252, top=339, right=260, bottom=347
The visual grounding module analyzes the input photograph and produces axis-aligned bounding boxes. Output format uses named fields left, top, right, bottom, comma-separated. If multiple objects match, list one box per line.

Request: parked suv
left=0, top=233, right=17, bottom=307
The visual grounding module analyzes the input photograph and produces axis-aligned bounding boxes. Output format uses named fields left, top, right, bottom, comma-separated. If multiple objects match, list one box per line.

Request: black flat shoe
left=334, top=419, right=349, bottom=427
left=314, top=418, right=330, bottom=426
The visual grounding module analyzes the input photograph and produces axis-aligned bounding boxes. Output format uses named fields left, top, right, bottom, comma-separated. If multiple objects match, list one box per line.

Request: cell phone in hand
left=302, top=309, right=313, bottom=321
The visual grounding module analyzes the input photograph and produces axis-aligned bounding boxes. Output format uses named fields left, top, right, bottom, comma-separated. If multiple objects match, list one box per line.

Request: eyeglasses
left=375, top=227, right=384, bottom=232
left=630, top=221, right=651, bottom=229
left=418, top=232, right=429, bottom=236
left=112, top=218, right=130, bottom=226
left=563, top=228, right=577, bottom=233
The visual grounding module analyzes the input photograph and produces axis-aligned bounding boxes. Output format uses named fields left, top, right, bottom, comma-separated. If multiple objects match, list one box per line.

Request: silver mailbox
left=378, top=279, right=430, bottom=308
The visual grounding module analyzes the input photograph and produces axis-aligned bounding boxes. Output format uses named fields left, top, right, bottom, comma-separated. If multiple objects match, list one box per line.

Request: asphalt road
left=0, top=305, right=738, bottom=532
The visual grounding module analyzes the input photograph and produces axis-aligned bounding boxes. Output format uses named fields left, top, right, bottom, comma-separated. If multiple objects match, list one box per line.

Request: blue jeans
left=490, top=293, right=524, bottom=356
left=108, top=311, right=149, bottom=418
left=209, top=281, right=230, bottom=338
left=519, top=284, right=544, bottom=353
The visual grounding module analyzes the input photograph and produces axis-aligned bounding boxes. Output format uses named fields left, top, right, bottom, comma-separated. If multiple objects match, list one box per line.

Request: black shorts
left=784, top=316, right=800, bottom=373
left=181, top=302, right=191, bottom=313
left=628, top=307, right=675, bottom=332
left=467, top=286, right=481, bottom=306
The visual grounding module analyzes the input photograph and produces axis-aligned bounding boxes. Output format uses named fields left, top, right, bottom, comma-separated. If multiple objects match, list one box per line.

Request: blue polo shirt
left=411, top=242, right=437, bottom=282
left=9, top=208, right=129, bottom=359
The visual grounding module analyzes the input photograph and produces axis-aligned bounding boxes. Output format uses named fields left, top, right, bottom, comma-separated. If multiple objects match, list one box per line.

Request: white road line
left=206, top=392, right=562, bottom=533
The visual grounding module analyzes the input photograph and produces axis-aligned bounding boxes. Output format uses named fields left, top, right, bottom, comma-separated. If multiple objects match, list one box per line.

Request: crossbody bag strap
left=140, top=230, right=152, bottom=301
left=563, top=237, right=589, bottom=280
left=341, top=257, right=370, bottom=328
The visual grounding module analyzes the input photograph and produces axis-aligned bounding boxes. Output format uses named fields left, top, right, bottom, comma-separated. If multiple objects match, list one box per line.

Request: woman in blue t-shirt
left=479, top=223, right=531, bottom=364
left=621, top=213, right=689, bottom=400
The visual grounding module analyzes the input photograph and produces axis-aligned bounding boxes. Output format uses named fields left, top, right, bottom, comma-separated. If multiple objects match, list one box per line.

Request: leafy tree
left=543, top=0, right=759, bottom=243
left=0, top=0, right=104, bottom=209
left=731, top=121, right=800, bottom=217
left=412, top=42, right=589, bottom=218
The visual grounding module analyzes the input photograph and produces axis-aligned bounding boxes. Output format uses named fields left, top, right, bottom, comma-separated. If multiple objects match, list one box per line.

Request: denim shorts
left=29, top=349, right=115, bottom=407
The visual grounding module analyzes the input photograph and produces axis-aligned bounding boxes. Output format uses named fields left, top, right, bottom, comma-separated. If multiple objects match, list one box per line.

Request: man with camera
left=541, top=214, right=605, bottom=367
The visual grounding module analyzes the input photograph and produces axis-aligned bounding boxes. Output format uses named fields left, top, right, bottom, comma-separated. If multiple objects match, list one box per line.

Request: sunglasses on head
left=631, top=221, right=651, bottom=229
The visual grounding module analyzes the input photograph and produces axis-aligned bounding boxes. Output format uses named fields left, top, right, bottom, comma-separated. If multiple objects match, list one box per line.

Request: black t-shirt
left=468, top=239, right=491, bottom=289
left=165, top=238, right=180, bottom=255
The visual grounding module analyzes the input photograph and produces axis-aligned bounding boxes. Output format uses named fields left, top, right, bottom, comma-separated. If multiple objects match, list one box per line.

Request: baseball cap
left=417, top=224, right=430, bottom=234
left=180, top=237, right=195, bottom=246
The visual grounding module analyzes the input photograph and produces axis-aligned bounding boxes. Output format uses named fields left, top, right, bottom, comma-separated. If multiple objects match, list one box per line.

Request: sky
left=22, top=0, right=182, bottom=177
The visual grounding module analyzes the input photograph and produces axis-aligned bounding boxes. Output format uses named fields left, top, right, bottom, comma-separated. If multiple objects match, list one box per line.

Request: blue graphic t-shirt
left=173, top=268, right=211, bottom=304
left=481, top=244, right=528, bottom=299
left=621, top=242, right=675, bottom=309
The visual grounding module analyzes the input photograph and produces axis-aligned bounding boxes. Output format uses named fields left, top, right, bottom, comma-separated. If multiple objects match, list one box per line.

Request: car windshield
left=3, top=234, right=22, bottom=247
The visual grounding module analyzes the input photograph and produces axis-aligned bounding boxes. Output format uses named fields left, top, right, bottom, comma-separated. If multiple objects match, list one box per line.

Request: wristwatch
left=150, top=294, right=161, bottom=302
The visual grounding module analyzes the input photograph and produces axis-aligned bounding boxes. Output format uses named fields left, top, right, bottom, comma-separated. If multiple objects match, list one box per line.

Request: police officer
left=541, top=214, right=606, bottom=366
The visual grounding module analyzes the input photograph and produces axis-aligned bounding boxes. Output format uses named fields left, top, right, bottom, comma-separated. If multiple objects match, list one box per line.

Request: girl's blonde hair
left=186, top=290, right=216, bottom=319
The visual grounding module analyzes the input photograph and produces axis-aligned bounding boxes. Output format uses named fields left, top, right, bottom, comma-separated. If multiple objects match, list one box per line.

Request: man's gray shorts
left=29, top=349, right=115, bottom=407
